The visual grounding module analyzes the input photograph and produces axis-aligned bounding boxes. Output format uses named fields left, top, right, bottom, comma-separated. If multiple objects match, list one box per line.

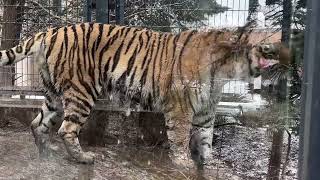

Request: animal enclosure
left=0, top=0, right=303, bottom=179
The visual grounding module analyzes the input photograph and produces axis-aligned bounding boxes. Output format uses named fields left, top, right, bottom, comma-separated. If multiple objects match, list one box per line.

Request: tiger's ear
left=235, top=20, right=256, bottom=34
left=235, top=20, right=256, bottom=43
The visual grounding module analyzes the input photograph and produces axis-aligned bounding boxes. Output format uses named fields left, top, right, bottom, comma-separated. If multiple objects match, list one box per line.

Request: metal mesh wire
left=0, top=0, right=84, bottom=96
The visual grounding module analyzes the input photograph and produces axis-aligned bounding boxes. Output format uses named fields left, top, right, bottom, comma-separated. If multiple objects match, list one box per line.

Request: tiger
left=256, top=40, right=302, bottom=106
left=257, top=42, right=291, bottom=66
left=0, top=22, right=277, bottom=169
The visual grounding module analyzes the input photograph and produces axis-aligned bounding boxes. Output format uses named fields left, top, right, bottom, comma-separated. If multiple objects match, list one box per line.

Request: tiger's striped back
left=40, top=23, right=199, bottom=107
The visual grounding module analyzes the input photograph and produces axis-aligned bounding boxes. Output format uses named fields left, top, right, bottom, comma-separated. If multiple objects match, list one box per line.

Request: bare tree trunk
left=281, top=129, right=292, bottom=180
left=267, top=129, right=284, bottom=180
left=0, top=0, right=25, bottom=87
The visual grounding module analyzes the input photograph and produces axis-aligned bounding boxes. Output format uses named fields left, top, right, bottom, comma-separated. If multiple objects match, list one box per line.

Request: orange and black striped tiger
left=0, top=22, right=276, bottom=169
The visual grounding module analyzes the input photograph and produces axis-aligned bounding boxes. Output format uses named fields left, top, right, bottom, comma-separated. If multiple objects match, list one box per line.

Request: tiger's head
left=180, top=22, right=283, bottom=83
left=247, top=43, right=281, bottom=77
left=206, top=29, right=281, bottom=79
left=255, top=42, right=290, bottom=66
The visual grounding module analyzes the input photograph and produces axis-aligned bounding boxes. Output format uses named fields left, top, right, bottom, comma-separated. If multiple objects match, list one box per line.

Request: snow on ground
left=213, top=125, right=298, bottom=180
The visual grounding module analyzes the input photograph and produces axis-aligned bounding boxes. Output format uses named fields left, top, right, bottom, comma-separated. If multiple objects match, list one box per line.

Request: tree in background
left=123, top=0, right=228, bottom=32
left=249, top=0, right=306, bottom=179
left=263, top=0, right=305, bottom=134
left=266, top=0, right=306, bottom=28
left=17, top=0, right=228, bottom=35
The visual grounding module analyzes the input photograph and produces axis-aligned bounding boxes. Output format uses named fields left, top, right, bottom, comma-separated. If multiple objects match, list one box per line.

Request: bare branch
left=29, top=0, right=71, bottom=23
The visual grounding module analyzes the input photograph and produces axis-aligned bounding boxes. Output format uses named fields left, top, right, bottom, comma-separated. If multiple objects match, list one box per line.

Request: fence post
left=299, top=0, right=320, bottom=179
left=266, top=0, right=291, bottom=179
left=115, top=0, right=124, bottom=25
left=83, top=0, right=92, bottom=22
left=96, top=0, right=109, bottom=23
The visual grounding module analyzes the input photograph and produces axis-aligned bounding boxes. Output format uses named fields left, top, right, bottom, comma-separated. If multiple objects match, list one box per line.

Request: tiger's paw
left=169, top=149, right=194, bottom=170
left=195, top=160, right=217, bottom=180
left=39, top=143, right=60, bottom=159
left=78, top=151, right=95, bottom=164
left=194, top=156, right=214, bottom=171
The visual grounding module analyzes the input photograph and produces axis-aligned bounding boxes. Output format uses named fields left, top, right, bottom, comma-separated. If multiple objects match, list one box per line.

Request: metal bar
left=0, top=97, right=244, bottom=118
left=96, top=0, right=109, bottom=23
left=299, top=0, right=320, bottom=179
left=83, top=0, right=92, bottom=22
left=115, top=0, right=124, bottom=25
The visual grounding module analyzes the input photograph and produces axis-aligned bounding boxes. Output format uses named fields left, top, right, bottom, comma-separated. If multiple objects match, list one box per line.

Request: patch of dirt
left=0, top=121, right=298, bottom=180
left=0, top=121, right=233, bottom=180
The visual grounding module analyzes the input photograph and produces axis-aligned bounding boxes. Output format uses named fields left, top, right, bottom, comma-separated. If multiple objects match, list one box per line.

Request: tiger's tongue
left=259, top=57, right=273, bottom=69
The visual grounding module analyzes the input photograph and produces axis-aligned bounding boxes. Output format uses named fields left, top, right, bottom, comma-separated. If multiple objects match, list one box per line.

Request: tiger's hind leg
left=189, top=81, right=222, bottom=171
left=58, top=92, right=95, bottom=164
left=31, top=97, right=62, bottom=157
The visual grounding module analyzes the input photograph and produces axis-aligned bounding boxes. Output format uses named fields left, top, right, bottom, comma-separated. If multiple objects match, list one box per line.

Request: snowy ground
left=0, top=120, right=298, bottom=180
left=212, top=126, right=298, bottom=180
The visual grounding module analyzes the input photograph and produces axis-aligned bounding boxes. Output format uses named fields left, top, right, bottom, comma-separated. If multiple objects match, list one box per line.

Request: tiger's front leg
left=189, top=111, right=215, bottom=170
left=188, top=80, right=222, bottom=171
left=189, top=101, right=217, bottom=171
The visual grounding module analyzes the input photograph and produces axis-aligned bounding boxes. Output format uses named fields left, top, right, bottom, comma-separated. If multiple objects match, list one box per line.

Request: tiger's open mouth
left=249, top=45, right=280, bottom=78
left=258, top=56, right=270, bottom=69
left=256, top=44, right=280, bottom=70
left=258, top=56, right=278, bottom=70
left=254, top=57, right=278, bottom=78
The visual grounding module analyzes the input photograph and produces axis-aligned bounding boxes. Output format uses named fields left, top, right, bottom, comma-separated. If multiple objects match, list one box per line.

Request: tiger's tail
left=0, top=32, right=46, bottom=66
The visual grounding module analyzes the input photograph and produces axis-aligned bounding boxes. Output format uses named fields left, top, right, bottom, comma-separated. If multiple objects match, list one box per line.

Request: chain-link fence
left=0, top=0, right=85, bottom=96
